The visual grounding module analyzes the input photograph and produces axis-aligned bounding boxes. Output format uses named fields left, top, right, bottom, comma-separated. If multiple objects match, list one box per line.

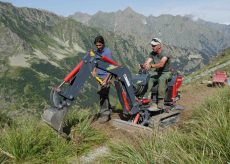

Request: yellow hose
left=95, top=76, right=103, bottom=85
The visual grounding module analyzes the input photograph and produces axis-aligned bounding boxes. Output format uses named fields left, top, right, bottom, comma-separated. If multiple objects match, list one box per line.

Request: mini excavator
left=42, top=50, right=183, bottom=133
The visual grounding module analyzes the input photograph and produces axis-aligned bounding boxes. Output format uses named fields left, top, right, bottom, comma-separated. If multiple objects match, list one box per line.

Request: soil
left=179, top=82, right=219, bottom=120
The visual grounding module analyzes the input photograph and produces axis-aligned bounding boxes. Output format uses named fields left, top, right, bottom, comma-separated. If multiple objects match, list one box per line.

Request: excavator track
left=149, top=110, right=181, bottom=129
left=111, top=109, right=182, bottom=133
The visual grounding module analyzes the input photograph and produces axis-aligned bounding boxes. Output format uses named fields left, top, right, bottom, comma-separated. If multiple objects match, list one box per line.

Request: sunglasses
left=152, top=38, right=160, bottom=43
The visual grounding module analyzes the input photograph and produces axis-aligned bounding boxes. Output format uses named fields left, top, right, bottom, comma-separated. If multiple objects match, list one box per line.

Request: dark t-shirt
left=149, top=49, right=171, bottom=73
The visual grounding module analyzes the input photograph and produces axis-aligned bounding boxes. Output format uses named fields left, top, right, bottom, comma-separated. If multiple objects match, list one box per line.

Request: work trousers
left=97, top=84, right=111, bottom=116
left=144, top=72, right=172, bottom=99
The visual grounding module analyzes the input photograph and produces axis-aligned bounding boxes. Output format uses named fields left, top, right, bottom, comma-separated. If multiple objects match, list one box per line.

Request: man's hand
left=143, top=57, right=153, bottom=70
left=143, top=63, right=151, bottom=70
left=91, top=71, right=96, bottom=77
left=91, top=67, right=97, bottom=77
left=101, top=79, right=107, bottom=86
left=101, top=74, right=112, bottom=86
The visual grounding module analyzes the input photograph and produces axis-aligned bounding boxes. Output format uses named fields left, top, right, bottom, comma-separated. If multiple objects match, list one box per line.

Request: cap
left=150, top=38, right=162, bottom=46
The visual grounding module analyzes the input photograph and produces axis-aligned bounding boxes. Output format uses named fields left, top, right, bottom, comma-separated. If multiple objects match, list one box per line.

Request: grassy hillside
left=1, top=56, right=230, bottom=163
left=101, top=87, right=230, bottom=163
left=0, top=2, right=147, bottom=115
left=0, top=2, right=230, bottom=163
left=97, top=47, right=230, bottom=163
left=184, top=47, right=230, bottom=83
left=0, top=108, right=106, bottom=163
left=200, top=47, right=230, bottom=74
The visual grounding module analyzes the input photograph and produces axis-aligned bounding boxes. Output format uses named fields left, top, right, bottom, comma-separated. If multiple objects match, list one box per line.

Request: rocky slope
left=0, top=2, right=146, bottom=112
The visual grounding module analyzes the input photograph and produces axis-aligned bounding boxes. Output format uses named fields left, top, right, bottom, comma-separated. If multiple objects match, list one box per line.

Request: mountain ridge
left=70, top=7, right=230, bottom=59
left=0, top=2, right=150, bottom=111
left=0, top=2, right=229, bottom=112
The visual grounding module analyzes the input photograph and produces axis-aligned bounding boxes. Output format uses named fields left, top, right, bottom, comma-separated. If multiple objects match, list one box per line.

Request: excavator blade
left=42, top=107, right=68, bottom=132
left=111, top=119, right=153, bottom=133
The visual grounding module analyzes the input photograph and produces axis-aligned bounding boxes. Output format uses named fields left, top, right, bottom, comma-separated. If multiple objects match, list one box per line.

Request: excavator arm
left=43, top=50, right=184, bottom=134
left=43, top=50, right=140, bottom=132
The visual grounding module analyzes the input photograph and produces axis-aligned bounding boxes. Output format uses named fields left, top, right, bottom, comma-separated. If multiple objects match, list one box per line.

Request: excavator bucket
left=42, top=107, right=68, bottom=132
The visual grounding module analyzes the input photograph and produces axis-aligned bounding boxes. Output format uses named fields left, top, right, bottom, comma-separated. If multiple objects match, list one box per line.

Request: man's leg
left=143, top=74, right=159, bottom=99
left=158, top=72, right=172, bottom=109
left=97, top=85, right=111, bottom=123
left=144, top=75, right=159, bottom=110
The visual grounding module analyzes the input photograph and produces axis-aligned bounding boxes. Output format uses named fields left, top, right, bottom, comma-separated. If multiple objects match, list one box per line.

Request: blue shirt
left=96, top=47, right=112, bottom=79
left=86, top=47, right=112, bottom=79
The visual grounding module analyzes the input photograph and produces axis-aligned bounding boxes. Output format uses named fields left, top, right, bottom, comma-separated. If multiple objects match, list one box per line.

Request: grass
left=0, top=117, right=76, bottom=163
left=103, top=134, right=159, bottom=164
left=102, top=87, right=230, bottom=163
left=0, top=108, right=106, bottom=163
left=0, top=110, right=12, bottom=128
left=65, top=109, right=107, bottom=155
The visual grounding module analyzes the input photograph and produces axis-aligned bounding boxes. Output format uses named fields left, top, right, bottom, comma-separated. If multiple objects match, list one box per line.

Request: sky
left=1, top=0, right=230, bottom=25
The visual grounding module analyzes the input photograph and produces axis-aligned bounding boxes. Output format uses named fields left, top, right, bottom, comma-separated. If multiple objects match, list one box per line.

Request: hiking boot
left=148, top=103, right=158, bottom=111
left=98, top=115, right=110, bottom=124
left=157, top=99, right=165, bottom=109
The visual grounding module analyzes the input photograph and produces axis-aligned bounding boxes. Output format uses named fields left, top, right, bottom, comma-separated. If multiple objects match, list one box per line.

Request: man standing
left=143, top=38, right=172, bottom=109
left=91, top=35, right=112, bottom=123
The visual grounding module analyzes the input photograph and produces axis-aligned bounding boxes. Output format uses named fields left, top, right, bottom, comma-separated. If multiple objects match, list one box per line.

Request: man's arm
left=151, top=57, right=168, bottom=68
left=101, top=73, right=111, bottom=86
left=143, top=57, right=153, bottom=70
left=91, top=67, right=97, bottom=77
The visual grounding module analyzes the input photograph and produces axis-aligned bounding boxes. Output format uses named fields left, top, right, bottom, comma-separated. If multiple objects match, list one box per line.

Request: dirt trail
left=179, top=82, right=220, bottom=120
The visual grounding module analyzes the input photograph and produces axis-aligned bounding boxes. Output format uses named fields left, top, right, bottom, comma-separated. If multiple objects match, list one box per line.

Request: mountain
left=71, top=7, right=230, bottom=51
left=70, top=7, right=230, bottom=71
left=69, top=12, right=91, bottom=25
left=1, top=2, right=228, bottom=114
left=0, top=2, right=147, bottom=113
